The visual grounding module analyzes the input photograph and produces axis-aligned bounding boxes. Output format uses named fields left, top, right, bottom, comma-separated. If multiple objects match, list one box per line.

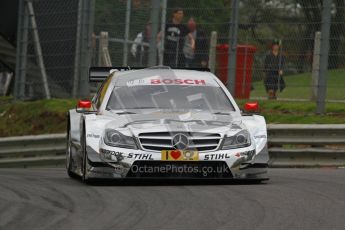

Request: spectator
left=183, top=17, right=208, bottom=68
left=160, top=8, right=189, bottom=67
left=0, top=63, right=12, bottom=96
left=131, top=22, right=151, bottom=66
left=264, top=39, right=286, bottom=99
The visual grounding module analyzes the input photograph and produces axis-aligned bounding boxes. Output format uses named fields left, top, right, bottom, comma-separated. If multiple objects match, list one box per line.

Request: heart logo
left=170, top=150, right=181, bottom=160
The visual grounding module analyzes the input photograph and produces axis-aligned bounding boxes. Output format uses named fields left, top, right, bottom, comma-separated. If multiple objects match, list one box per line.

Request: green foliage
left=0, top=98, right=76, bottom=137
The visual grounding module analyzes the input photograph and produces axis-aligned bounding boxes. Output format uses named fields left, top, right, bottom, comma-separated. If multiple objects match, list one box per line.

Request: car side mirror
left=76, top=100, right=95, bottom=113
left=243, top=101, right=259, bottom=114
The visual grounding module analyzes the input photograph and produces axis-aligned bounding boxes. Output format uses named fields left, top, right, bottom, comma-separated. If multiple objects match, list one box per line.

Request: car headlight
left=222, top=130, right=251, bottom=149
left=103, top=129, right=137, bottom=149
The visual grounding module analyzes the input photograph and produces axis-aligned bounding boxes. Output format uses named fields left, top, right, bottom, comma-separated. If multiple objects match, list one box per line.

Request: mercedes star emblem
left=172, top=133, right=189, bottom=150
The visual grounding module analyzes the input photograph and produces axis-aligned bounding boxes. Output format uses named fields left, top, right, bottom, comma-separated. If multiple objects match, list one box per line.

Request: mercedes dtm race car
left=66, top=67, right=269, bottom=182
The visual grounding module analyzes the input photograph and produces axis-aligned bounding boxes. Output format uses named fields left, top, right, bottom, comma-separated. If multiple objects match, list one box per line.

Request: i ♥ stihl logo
left=161, top=150, right=199, bottom=161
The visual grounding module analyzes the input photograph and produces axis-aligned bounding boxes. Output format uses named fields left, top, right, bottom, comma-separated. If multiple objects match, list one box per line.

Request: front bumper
left=84, top=144, right=269, bottom=180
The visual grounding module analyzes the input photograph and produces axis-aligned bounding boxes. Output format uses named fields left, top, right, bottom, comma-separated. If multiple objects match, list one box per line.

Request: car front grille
left=138, top=132, right=222, bottom=152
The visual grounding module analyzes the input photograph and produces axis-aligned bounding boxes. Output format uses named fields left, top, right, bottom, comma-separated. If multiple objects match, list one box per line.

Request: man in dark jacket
left=183, top=17, right=208, bottom=68
left=264, top=40, right=286, bottom=99
left=161, top=8, right=189, bottom=68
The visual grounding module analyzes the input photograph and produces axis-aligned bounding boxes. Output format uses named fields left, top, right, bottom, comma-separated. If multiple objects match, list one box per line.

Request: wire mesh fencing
left=93, top=0, right=152, bottom=67
left=12, top=0, right=345, bottom=103
left=92, top=0, right=345, bottom=102
left=236, top=0, right=345, bottom=102
left=14, top=0, right=80, bottom=99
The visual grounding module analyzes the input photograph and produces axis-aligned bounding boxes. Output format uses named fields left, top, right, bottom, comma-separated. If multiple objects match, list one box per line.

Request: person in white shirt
left=131, top=22, right=151, bottom=66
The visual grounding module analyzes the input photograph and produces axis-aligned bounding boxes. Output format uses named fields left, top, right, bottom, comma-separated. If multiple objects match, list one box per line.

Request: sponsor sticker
left=126, top=77, right=213, bottom=86
left=127, top=153, right=154, bottom=160
left=87, top=133, right=100, bottom=138
left=151, top=79, right=206, bottom=85
left=161, top=150, right=199, bottom=161
left=204, top=153, right=232, bottom=160
left=100, top=149, right=154, bottom=160
left=100, top=148, right=124, bottom=161
left=254, top=134, right=267, bottom=139
left=203, top=150, right=255, bottom=160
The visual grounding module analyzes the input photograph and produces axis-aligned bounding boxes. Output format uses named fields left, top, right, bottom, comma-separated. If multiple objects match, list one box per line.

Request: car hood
left=101, top=110, right=243, bottom=136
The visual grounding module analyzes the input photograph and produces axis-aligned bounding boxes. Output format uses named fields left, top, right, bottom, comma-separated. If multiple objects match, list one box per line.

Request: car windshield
left=106, top=85, right=235, bottom=112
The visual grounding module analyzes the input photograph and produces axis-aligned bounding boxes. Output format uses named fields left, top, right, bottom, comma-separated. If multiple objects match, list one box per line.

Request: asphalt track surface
left=0, top=168, right=345, bottom=230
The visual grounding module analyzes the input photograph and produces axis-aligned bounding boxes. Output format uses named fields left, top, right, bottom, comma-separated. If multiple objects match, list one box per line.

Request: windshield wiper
left=107, top=108, right=137, bottom=115
left=125, top=107, right=169, bottom=109
left=115, top=111, right=136, bottom=115
left=213, top=111, right=231, bottom=115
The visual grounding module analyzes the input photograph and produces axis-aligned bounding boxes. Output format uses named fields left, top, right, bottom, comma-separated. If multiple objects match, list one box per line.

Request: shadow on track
left=82, top=178, right=269, bottom=186
left=67, top=169, right=269, bottom=186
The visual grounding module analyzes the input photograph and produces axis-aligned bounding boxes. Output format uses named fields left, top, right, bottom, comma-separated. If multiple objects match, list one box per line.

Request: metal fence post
left=78, top=0, right=95, bottom=98
left=27, top=1, right=51, bottom=99
left=316, top=0, right=331, bottom=114
left=227, top=0, right=239, bottom=95
left=311, top=31, right=321, bottom=101
left=208, top=31, right=217, bottom=74
left=78, top=0, right=87, bottom=98
left=148, top=0, right=160, bottom=67
left=123, top=0, right=131, bottom=66
left=242, top=40, right=248, bottom=97
left=14, top=0, right=29, bottom=99
left=158, top=0, right=167, bottom=66
left=72, top=0, right=83, bottom=98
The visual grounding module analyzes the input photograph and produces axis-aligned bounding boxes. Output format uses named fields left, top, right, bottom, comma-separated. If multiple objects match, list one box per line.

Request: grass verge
left=0, top=98, right=76, bottom=137
left=250, top=69, right=345, bottom=101
left=1, top=97, right=344, bottom=137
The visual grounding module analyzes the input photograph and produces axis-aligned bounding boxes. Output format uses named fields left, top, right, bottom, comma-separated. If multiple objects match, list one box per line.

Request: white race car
left=66, top=67, right=269, bottom=182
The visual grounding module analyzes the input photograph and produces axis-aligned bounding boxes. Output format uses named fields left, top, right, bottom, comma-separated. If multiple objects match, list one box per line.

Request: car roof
left=111, top=69, right=219, bottom=87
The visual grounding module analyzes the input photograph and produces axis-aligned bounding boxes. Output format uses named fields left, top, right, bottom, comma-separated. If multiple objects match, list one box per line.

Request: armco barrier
left=0, top=134, right=66, bottom=167
left=267, top=124, right=345, bottom=167
left=0, top=125, right=345, bottom=168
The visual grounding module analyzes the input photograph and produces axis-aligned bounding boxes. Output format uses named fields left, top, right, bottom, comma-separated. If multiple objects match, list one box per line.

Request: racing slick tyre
left=81, top=122, right=89, bottom=183
left=247, top=179, right=268, bottom=184
left=66, top=124, right=74, bottom=178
